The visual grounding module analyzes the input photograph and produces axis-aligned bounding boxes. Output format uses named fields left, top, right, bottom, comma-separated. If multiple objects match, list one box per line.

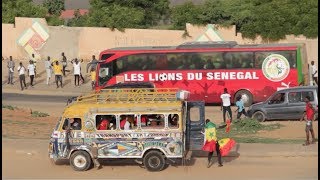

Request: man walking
left=311, top=61, right=318, bottom=85
left=300, top=96, right=316, bottom=146
left=31, top=53, right=38, bottom=77
left=17, top=62, right=27, bottom=91
left=202, top=119, right=223, bottom=168
left=61, top=52, right=68, bottom=77
left=27, top=60, right=35, bottom=87
left=52, top=60, right=63, bottom=88
left=7, top=56, right=15, bottom=85
left=71, top=58, right=83, bottom=87
left=44, top=56, right=52, bottom=85
left=220, top=88, right=232, bottom=123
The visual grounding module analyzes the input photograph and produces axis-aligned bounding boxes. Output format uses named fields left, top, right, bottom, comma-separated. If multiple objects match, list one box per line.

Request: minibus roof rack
left=177, top=41, right=238, bottom=49
left=75, top=88, right=181, bottom=103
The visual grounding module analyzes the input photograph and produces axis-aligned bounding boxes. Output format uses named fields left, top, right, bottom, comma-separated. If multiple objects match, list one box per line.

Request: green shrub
left=2, top=104, right=15, bottom=110
left=31, top=111, right=49, bottom=117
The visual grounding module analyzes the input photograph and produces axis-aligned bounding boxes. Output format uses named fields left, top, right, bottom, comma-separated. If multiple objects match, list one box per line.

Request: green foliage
left=2, top=104, right=15, bottom=110
left=171, top=0, right=318, bottom=41
left=171, top=1, right=202, bottom=30
left=46, top=14, right=64, bottom=26
left=217, top=118, right=283, bottom=137
left=2, top=0, right=47, bottom=23
left=31, top=111, right=49, bottom=117
left=44, top=0, right=64, bottom=15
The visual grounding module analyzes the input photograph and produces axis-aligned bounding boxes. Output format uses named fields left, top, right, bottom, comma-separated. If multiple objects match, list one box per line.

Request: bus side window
left=119, top=114, right=136, bottom=130
left=96, top=114, right=116, bottom=130
left=141, top=114, right=165, bottom=130
left=168, top=114, right=179, bottom=129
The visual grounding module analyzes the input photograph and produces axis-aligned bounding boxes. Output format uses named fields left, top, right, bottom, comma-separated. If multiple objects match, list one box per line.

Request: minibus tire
left=70, top=151, right=92, bottom=171
left=143, top=150, right=166, bottom=172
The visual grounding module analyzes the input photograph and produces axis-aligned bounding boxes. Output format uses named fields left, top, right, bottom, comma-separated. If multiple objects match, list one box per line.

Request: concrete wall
left=2, top=17, right=318, bottom=68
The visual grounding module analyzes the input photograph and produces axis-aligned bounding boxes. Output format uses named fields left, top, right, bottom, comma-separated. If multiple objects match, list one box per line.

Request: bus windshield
left=98, top=62, right=112, bottom=86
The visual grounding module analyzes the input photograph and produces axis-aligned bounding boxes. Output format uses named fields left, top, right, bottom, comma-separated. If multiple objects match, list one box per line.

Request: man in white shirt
left=27, top=60, right=35, bottom=87
left=17, top=62, right=27, bottom=91
left=44, top=56, right=52, bottom=85
left=71, top=58, right=83, bottom=87
left=311, top=61, right=318, bottom=85
left=220, top=88, right=232, bottom=123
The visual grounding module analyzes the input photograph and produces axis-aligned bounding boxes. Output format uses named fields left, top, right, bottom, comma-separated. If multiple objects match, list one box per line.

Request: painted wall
left=2, top=17, right=318, bottom=69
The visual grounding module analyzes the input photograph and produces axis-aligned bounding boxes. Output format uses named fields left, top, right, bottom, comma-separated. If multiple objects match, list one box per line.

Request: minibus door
left=185, top=101, right=205, bottom=151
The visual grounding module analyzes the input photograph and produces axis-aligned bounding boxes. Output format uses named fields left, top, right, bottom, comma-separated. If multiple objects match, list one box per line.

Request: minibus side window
left=119, top=114, right=137, bottom=130
left=168, top=114, right=179, bottom=129
left=96, top=114, right=117, bottom=130
left=141, top=114, right=165, bottom=130
left=62, top=118, right=82, bottom=130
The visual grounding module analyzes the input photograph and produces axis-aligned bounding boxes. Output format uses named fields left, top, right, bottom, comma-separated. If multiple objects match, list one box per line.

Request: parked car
left=247, top=86, right=318, bottom=122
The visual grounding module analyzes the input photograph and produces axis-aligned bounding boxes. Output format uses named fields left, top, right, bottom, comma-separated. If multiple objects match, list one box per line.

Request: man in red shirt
left=300, top=96, right=316, bottom=146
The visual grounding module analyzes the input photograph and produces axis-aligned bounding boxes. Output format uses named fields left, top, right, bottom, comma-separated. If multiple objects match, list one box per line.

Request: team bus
left=95, top=41, right=306, bottom=106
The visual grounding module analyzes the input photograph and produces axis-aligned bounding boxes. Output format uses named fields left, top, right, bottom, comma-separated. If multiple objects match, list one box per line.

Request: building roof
left=59, top=9, right=89, bottom=19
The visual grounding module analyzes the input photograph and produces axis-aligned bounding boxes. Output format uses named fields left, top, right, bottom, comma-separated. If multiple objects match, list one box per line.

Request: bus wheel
left=143, top=150, right=166, bottom=172
left=235, top=90, right=253, bottom=107
left=70, top=151, right=92, bottom=171
left=252, top=111, right=266, bottom=122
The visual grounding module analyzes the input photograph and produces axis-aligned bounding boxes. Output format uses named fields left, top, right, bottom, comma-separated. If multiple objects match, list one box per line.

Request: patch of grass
left=31, top=111, right=49, bottom=117
left=2, top=104, right=16, bottom=110
left=233, top=137, right=305, bottom=144
left=216, top=118, right=288, bottom=144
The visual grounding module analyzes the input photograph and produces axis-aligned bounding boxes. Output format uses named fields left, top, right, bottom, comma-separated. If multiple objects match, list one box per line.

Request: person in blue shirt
left=235, top=95, right=247, bottom=120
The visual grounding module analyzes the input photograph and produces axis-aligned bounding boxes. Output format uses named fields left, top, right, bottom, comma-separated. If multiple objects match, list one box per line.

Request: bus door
left=185, top=101, right=205, bottom=151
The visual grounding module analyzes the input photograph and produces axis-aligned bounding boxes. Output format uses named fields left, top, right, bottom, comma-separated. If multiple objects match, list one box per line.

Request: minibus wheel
left=70, top=151, right=92, bottom=171
left=143, top=150, right=166, bottom=172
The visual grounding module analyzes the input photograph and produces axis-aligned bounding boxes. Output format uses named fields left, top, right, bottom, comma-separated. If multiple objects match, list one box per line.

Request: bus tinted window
left=254, top=51, right=296, bottom=68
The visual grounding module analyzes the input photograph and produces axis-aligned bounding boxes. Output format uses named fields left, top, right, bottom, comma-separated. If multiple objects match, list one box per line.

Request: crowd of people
left=5, top=53, right=99, bottom=91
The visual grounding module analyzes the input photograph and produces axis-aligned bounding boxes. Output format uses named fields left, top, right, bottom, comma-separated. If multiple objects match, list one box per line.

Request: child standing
left=90, top=67, right=96, bottom=90
left=300, top=96, right=316, bottom=146
left=235, top=95, right=247, bottom=120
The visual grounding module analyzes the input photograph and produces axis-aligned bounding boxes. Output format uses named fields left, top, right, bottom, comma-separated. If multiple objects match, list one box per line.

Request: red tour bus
left=95, top=41, right=305, bottom=106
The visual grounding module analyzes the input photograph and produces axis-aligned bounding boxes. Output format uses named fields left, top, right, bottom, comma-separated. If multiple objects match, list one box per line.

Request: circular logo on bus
left=262, top=54, right=290, bottom=82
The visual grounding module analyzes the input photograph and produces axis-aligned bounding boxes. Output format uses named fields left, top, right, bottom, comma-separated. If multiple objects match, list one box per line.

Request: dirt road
left=2, top=139, right=317, bottom=180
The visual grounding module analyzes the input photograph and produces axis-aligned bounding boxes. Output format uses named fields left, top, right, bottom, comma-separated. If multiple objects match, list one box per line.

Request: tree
left=44, top=0, right=64, bottom=15
left=171, top=1, right=202, bottom=30
left=2, top=0, right=47, bottom=23
left=89, top=0, right=170, bottom=27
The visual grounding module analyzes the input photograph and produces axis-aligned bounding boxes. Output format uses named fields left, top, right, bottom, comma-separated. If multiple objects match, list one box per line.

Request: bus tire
left=235, top=90, right=253, bottom=107
left=252, top=111, right=266, bottom=122
left=143, top=150, right=166, bottom=172
left=70, top=151, right=92, bottom=171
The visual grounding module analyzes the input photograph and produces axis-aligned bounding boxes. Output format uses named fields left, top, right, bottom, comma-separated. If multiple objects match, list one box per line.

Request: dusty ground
left=3, top=105, right=318, bottom=140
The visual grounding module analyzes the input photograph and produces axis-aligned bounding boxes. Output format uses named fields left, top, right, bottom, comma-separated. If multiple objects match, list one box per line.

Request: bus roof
left=101, top=41, right=302, bottom=54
